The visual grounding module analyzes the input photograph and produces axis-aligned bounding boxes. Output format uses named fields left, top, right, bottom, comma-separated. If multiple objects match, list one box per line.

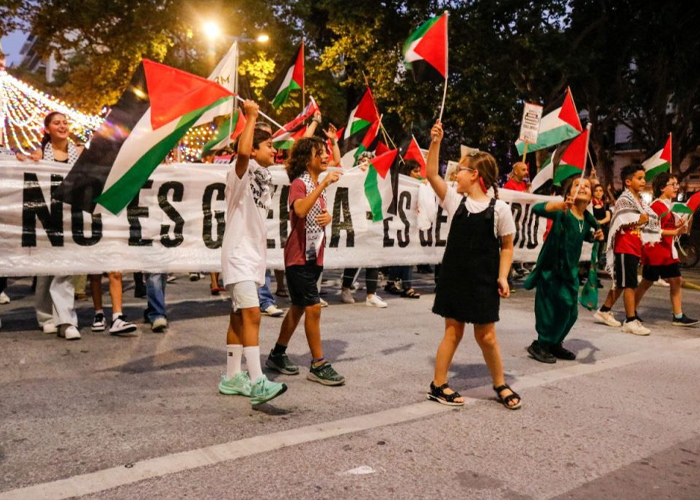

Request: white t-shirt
left=221, top=159, right=273, bottom=287
left=439, top=185, right=516, bottom=238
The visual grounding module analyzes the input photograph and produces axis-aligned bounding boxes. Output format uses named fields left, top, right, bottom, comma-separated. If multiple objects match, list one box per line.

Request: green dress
left=524, top=203, right=599, bottom=346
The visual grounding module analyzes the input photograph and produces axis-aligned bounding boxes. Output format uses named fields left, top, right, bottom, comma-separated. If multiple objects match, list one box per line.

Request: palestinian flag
left=401, top=135, right=427, bottom=177
left=365, top=149, right=400, bottom=222
left=515, top=88, right=582, bottom=155
left=272, top=124, right=307, bottom=150
left=687, top=190, right=700, bottom=214
left=403, top=12, right=448, bottom=82
left=530, top=155, right=553, bottom=194
left=262, top=42, right=304, bottom=108
left=642, top=134, right=672, bottom=181
left=55, top=60, right=234, bottom=214
left=553, top=128, right=589, bottom=185
left=354, top=119, right=382, bottom=161
left=201, top=108, right=247, bottom=155
left=376, top=140, right=390, bottom=156
left=339, top=87, right=379, bottom=166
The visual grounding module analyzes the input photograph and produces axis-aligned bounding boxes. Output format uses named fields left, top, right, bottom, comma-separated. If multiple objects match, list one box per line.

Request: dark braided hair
left=286, top=137, right=326, bottom=181
left=460, top=151, right=500, bottom=199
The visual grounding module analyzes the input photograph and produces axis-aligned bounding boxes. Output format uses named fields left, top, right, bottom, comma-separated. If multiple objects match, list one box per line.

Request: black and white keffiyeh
left=299, top=171, right=326, bottom=261
left=605, top=189, right=661, bottom=285
left=43, top=141, right=80, bottom=165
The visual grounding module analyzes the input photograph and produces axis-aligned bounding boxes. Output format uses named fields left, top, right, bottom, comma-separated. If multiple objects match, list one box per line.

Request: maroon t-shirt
left=284, top=177, right=326, bottom=267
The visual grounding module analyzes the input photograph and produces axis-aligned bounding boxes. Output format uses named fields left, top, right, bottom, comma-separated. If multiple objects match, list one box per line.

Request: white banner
left=0, top=158, right=564, bottom=276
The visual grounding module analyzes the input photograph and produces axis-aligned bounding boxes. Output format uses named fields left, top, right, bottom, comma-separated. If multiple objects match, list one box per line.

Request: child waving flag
left=425, top=121, right=521, bottom=410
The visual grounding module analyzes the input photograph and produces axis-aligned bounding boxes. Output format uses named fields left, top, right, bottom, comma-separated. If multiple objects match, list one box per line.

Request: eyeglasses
left=666, top=182, right=679, bottom=187
left=457, top=166, right=477, bottom=173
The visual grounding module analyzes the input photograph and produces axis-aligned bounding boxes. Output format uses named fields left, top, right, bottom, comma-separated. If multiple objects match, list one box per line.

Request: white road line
left=2, top=336, right=700, bottom=500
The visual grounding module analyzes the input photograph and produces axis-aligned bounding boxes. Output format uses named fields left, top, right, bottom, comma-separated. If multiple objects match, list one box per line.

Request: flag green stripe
left=272, top=80, right=302, bottom=108
left=404, top=16, right=439, bottom=47
left=364, top=166, right=383, bottom=222
left=97, top=97, right=230, bottom=214
left=202, top=123, right=231, bottom=155
left=516, top=124, right=581, bottom=155
left=553, top=164, right=582, bottom=185
left=672, top=203, right=694, bottom=214
left=349, top=119, right=371, bottom=136
left=645, top=162, right=670, bottom=181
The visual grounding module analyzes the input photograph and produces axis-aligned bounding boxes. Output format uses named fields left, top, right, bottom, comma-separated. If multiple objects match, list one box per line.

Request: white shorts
left=226, top=281, right=260, bottom=312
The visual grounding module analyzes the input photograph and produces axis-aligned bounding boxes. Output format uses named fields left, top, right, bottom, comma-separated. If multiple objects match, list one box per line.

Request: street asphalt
left=1, top=267, right=699, bottom=500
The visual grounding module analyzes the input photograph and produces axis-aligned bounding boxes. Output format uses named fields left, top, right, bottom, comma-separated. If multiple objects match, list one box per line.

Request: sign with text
left=518, top=102, right=543, bottom=144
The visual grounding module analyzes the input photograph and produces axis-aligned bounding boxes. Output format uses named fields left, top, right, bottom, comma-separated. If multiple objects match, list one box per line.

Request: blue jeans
left=258, top=270, right=275, bottom=310
left=145, top=273, right=167, bottom=323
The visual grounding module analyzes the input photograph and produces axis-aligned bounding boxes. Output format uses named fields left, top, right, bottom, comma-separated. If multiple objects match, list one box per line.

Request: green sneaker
left=307, top=362, right=345, bottom=386
left=218, top=371, right=252, bottom=397
left=250, top=375, right=287, bottom=406
left=266, top=351, right=300, bottom=375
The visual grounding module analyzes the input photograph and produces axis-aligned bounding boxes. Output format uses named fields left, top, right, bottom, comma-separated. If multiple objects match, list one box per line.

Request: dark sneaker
left=307, top=362, right=345, bottom=386
left=672, top=314, right=698, bottom=327
left=266, top=351, right=299, bottom=375
left=549, top=343, right=576, bottom=360
left=527, top=341, right=556, bottom=364
left=91, top=313, right=106, bottom=332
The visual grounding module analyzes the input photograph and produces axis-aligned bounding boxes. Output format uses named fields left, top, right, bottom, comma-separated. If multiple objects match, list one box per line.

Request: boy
left=635, top=172, right=697, bottom=326
left=218, top=100, right=287, bottom=405
left=594, top=164, right=660, bottom=335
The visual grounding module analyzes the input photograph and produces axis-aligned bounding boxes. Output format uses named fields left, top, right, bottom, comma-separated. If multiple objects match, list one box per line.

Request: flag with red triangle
left=642, top=134, right=672, bottom=181
left=263, top=42, right=304, bottom=108
left=201, top=108, right=247, bottom=155
left=403, top=13, right=448, bottom=81
left=553, top=128, right=589, bottom=185
left=364, top=149, right=400, bottom=222
left=515, top=88, right=583, bottom=155
left=354, top=119, right=382, bottom=161
left=271, top=97, right=319, bottom=150
left=55, top=59, right=235, bottom=214
left=401, top=135, right=427, bottom=177
left=340, top=87, right=380, bottom=167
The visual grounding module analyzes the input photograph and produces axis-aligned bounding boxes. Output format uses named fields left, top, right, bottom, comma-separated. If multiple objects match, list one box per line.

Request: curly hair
left=459, top=151, right=501, bottom=199
left=286, top=137, right=326, bottom=181
left=652, top=171, right=677, bottom=198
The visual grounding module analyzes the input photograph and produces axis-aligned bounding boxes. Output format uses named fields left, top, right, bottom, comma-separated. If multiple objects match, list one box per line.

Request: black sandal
left=494, top=384, right=522, bottom=410
left=401, top=288, right=421, bottom=299
left=427, top=382, right=465, bottom=406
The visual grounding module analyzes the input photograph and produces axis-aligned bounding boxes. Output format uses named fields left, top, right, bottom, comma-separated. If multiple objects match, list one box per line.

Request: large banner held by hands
left=0, top=158, right=592, bottom=276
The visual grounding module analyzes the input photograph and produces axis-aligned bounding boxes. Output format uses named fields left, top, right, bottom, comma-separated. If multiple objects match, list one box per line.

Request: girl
left=591, top=184, right=611, bottom=270
left=425, top=122, right=520, bottom=410
left=17, top=112, right=83, bottom=340
left=524, top=177, right=603, bottom=364
left=266, top=137, right=345, bottom=385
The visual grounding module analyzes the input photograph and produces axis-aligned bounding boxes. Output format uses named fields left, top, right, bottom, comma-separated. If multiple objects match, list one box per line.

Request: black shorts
left=614, top=253, right=640, bottom=289
left=286, top=263, right=323, bottom=307
left=642, top=263, right=681, bottom=282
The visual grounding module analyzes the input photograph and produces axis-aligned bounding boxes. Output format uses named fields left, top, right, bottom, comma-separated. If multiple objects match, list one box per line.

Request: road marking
left=2, top=336, right=700, bottom=500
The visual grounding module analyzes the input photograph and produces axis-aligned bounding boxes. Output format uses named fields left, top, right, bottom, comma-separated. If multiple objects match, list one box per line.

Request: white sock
left=243, top=346, right=263, bottom=382
left=226, top=344, right=243, bottom=379
left=95, top=309, right=104, bottom=315
left=112, top=311, right=122, bottom=320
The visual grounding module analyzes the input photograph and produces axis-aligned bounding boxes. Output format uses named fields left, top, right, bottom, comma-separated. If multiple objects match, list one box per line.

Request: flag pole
left=362, top=72, right=398, bottom=150
left=669, top=131, right=673, bottom=170
left=521, top=142, right=529, bottom=163
left=227, top=41, right=239, bottom=143
left=572, top=122, right=592, bottom=200
left=235, top=95, right=286, bottom=131
left=437, top=11, right=449, bottom=123
left=301, top=39, right=306, bottom=111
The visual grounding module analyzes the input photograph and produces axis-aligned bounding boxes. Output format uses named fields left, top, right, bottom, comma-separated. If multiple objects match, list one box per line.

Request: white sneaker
left=319, top=298, right=329, bottom=308
left=42, top=322, right=58, bottom=334
left=0, top=291, right=10, bottom=304
left=341, top=288, right=355, bottom=304
left=110, top=315, right=138, bottom=336
left=366, top=294, right=388, bottom=308
left=59, top=325, right=81, bottom=340
left=593, top=309, right=621, bottom=327
left=261, top=304, right=285, bottom=317
left=621, top=319, right=651, bottom=336
left=151, top=317, right=168, bottom=333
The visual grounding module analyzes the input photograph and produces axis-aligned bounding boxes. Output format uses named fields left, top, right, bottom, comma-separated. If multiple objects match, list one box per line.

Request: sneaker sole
left=218, top=384, right=251, bottom=397
left=265, top=358, right=299, bottom=375
left=110, top=325, right=138, bottom=335
left=621, top=328, right=650, bottom=336
left=91, top=326, right=106, bottom=332
left=593, top=314, right=621, bottom=327
left=366, top=302, right=387, bottom=308
left=526, top=346, right=557, bottom=364
left=672, top=321, right=699, bottom=327
left=251, top=383, right=288, bottom=405
left=152, top=326, right=167, bottom=333
left=306, top=372, right=345, bottom=386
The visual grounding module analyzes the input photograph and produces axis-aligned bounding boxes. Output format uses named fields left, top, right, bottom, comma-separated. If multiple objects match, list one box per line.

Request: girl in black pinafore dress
left=425, top=121, right=522, bottom=410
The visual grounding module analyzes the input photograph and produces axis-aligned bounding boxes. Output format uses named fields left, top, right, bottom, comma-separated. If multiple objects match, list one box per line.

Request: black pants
left=0, top=277, right=7, bottom=294
left=387, top=266, right=413, bottom=289
left=342, top=268, right=378, bottom=295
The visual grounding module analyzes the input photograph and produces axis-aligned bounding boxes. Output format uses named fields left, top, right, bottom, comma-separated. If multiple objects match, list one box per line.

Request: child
left=218, top=100, right=287, bottom=406
left=594, top=164, right=660, bottom=335
left=525, top=177, right=604, bottom=363
left=425, top=121, right=521, bottom=410
left=635, top=173, right=697, bottom=326
left=266, top=137, right=345, bottom=385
